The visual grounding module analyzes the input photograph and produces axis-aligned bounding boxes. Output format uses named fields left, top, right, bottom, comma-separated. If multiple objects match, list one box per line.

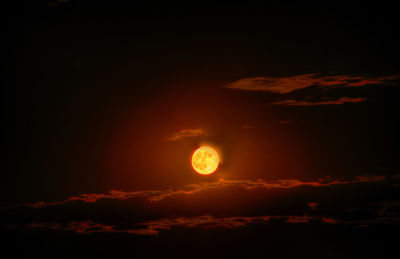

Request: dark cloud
left=23, top=213, right=400, bottom=236
left=25, top=175, right=388, bottom=208
left=224, top=74, right=400, bottom=94
left=26, top=221, right=157, bottom=235
left=0, top=174, right=397, bottom=238
left=270, top=97, right=366, bottom=106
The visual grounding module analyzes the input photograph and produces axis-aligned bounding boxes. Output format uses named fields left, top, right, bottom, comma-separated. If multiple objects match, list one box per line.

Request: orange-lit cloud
left=270, top=97, right=366, bottom=106
left=224, top=74, right=400, bottom=94
left=164, top=129, right=204, bottom=141
left=25, top=175, right=388, bottom=208
left=225, top=74, right=319, bottom=94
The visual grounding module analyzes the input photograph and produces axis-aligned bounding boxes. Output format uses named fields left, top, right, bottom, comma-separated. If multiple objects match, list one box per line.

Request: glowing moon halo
left=191, top=146, right=220, bottom=175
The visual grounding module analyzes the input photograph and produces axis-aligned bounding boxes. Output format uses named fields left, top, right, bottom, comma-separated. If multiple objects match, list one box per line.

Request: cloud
left=224, top=74, right=318, bottom=94
left=25, top=175, right=389, bottom=208
left=224, top=74, right=400, bottom=94
left=164, top=129, right=204, bottom=141
left=5, top=175, right=399, bottom=237
left=22, top=216, right=329, bottom=236
left=24, top=213, right=400, bottom=236
left=26, top=221, right=158, bottom=236
left=270, top=97, right=366, bottom=106
left=25, top=189, right=165, bottom=208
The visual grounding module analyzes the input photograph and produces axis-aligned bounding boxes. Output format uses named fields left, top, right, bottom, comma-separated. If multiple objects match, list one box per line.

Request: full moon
left=191, top=146, right=220, bottom=175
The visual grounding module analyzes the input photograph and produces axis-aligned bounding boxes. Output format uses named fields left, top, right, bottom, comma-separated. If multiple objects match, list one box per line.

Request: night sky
left=3, top=1, right=400, bottom=258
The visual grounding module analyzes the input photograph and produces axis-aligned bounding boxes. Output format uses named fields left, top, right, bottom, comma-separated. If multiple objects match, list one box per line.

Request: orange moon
left=191, top=146, right=220, bottom=175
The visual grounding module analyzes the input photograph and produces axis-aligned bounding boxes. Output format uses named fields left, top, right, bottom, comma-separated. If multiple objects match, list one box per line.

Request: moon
left=191, top=146, right=220, bottom=175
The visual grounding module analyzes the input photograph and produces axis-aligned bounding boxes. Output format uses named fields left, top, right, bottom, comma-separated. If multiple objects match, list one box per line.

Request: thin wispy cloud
left=224, top=74, right=400, bottom=94
left=270, top=97, right=366, bottom=106
left=164, top=129, right=204, bottom=141
left=25, top=175, right=389, bottom=209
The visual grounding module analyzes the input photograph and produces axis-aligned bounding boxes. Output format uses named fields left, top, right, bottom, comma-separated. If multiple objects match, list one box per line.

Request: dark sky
left=3, top=1, right=400, bottom=258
